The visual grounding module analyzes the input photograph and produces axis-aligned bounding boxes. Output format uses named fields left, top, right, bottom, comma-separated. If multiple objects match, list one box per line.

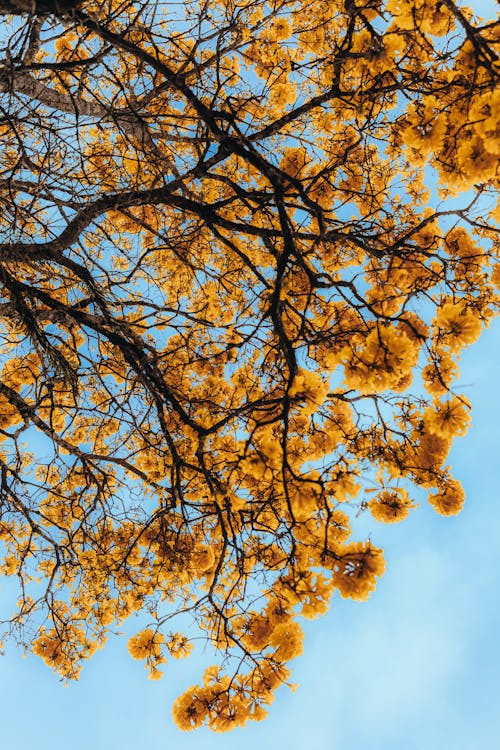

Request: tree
left=0, top=0, right=498, bottom=732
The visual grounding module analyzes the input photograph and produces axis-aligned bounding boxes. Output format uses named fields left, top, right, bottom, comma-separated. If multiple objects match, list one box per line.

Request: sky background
left=1, top=0, right=499, bottom=747
left=0, top=318, right=499, bottom=749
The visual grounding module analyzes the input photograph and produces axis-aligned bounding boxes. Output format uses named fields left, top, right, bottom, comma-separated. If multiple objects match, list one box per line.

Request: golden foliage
left=0, top=0, right=498, bottom=732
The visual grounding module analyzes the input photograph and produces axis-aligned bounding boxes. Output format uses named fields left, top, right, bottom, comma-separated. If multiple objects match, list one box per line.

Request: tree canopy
left=0, top=0, right=498, bottom=732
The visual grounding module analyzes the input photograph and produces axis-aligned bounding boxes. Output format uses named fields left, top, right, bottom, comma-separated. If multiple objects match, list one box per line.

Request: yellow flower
left=369, top=488, right=414, bottom=523
left=428, top=479, right=465, bottom=516
left=269, top=80, right=296, bottom=109
left=424, top=396, right=471, bottom=439
left=127, top=628, right=164, bottom=660
left=491, top=263, right=500, bottom=289
left=190, top=545, right=215, bottom=573
left=269, top=620, right=304, bottom=660
left=445, top=226, right=477, bottom=258
left=330, top=542, right=385, bottom=601
left=435, top=300, right=482, bottom=352
left=279, top=146, right=308, bottom=178
left=343, top=324, right=419, bottom=394
left=413, top=428, right=450, bottom=470
left=271, top=17, right=292, bottom=42
left=457, top=134, right=497, bottom=183
left=422, top=355, right=459, bottom=396
left=0, top=395, right=21, bottom=429
left=288, top=368, right=329, bottom=415
left=241, top=613, right=274, bottom=652
left=167, top=633, right=194, bottom=659
left=172, top=686, right=208, bottom=730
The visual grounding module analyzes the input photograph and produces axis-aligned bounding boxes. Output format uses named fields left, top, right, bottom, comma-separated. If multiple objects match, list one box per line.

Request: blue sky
left=0, top=0, right=498, bottom=746
left=1, top=318, right=499, bottom=749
